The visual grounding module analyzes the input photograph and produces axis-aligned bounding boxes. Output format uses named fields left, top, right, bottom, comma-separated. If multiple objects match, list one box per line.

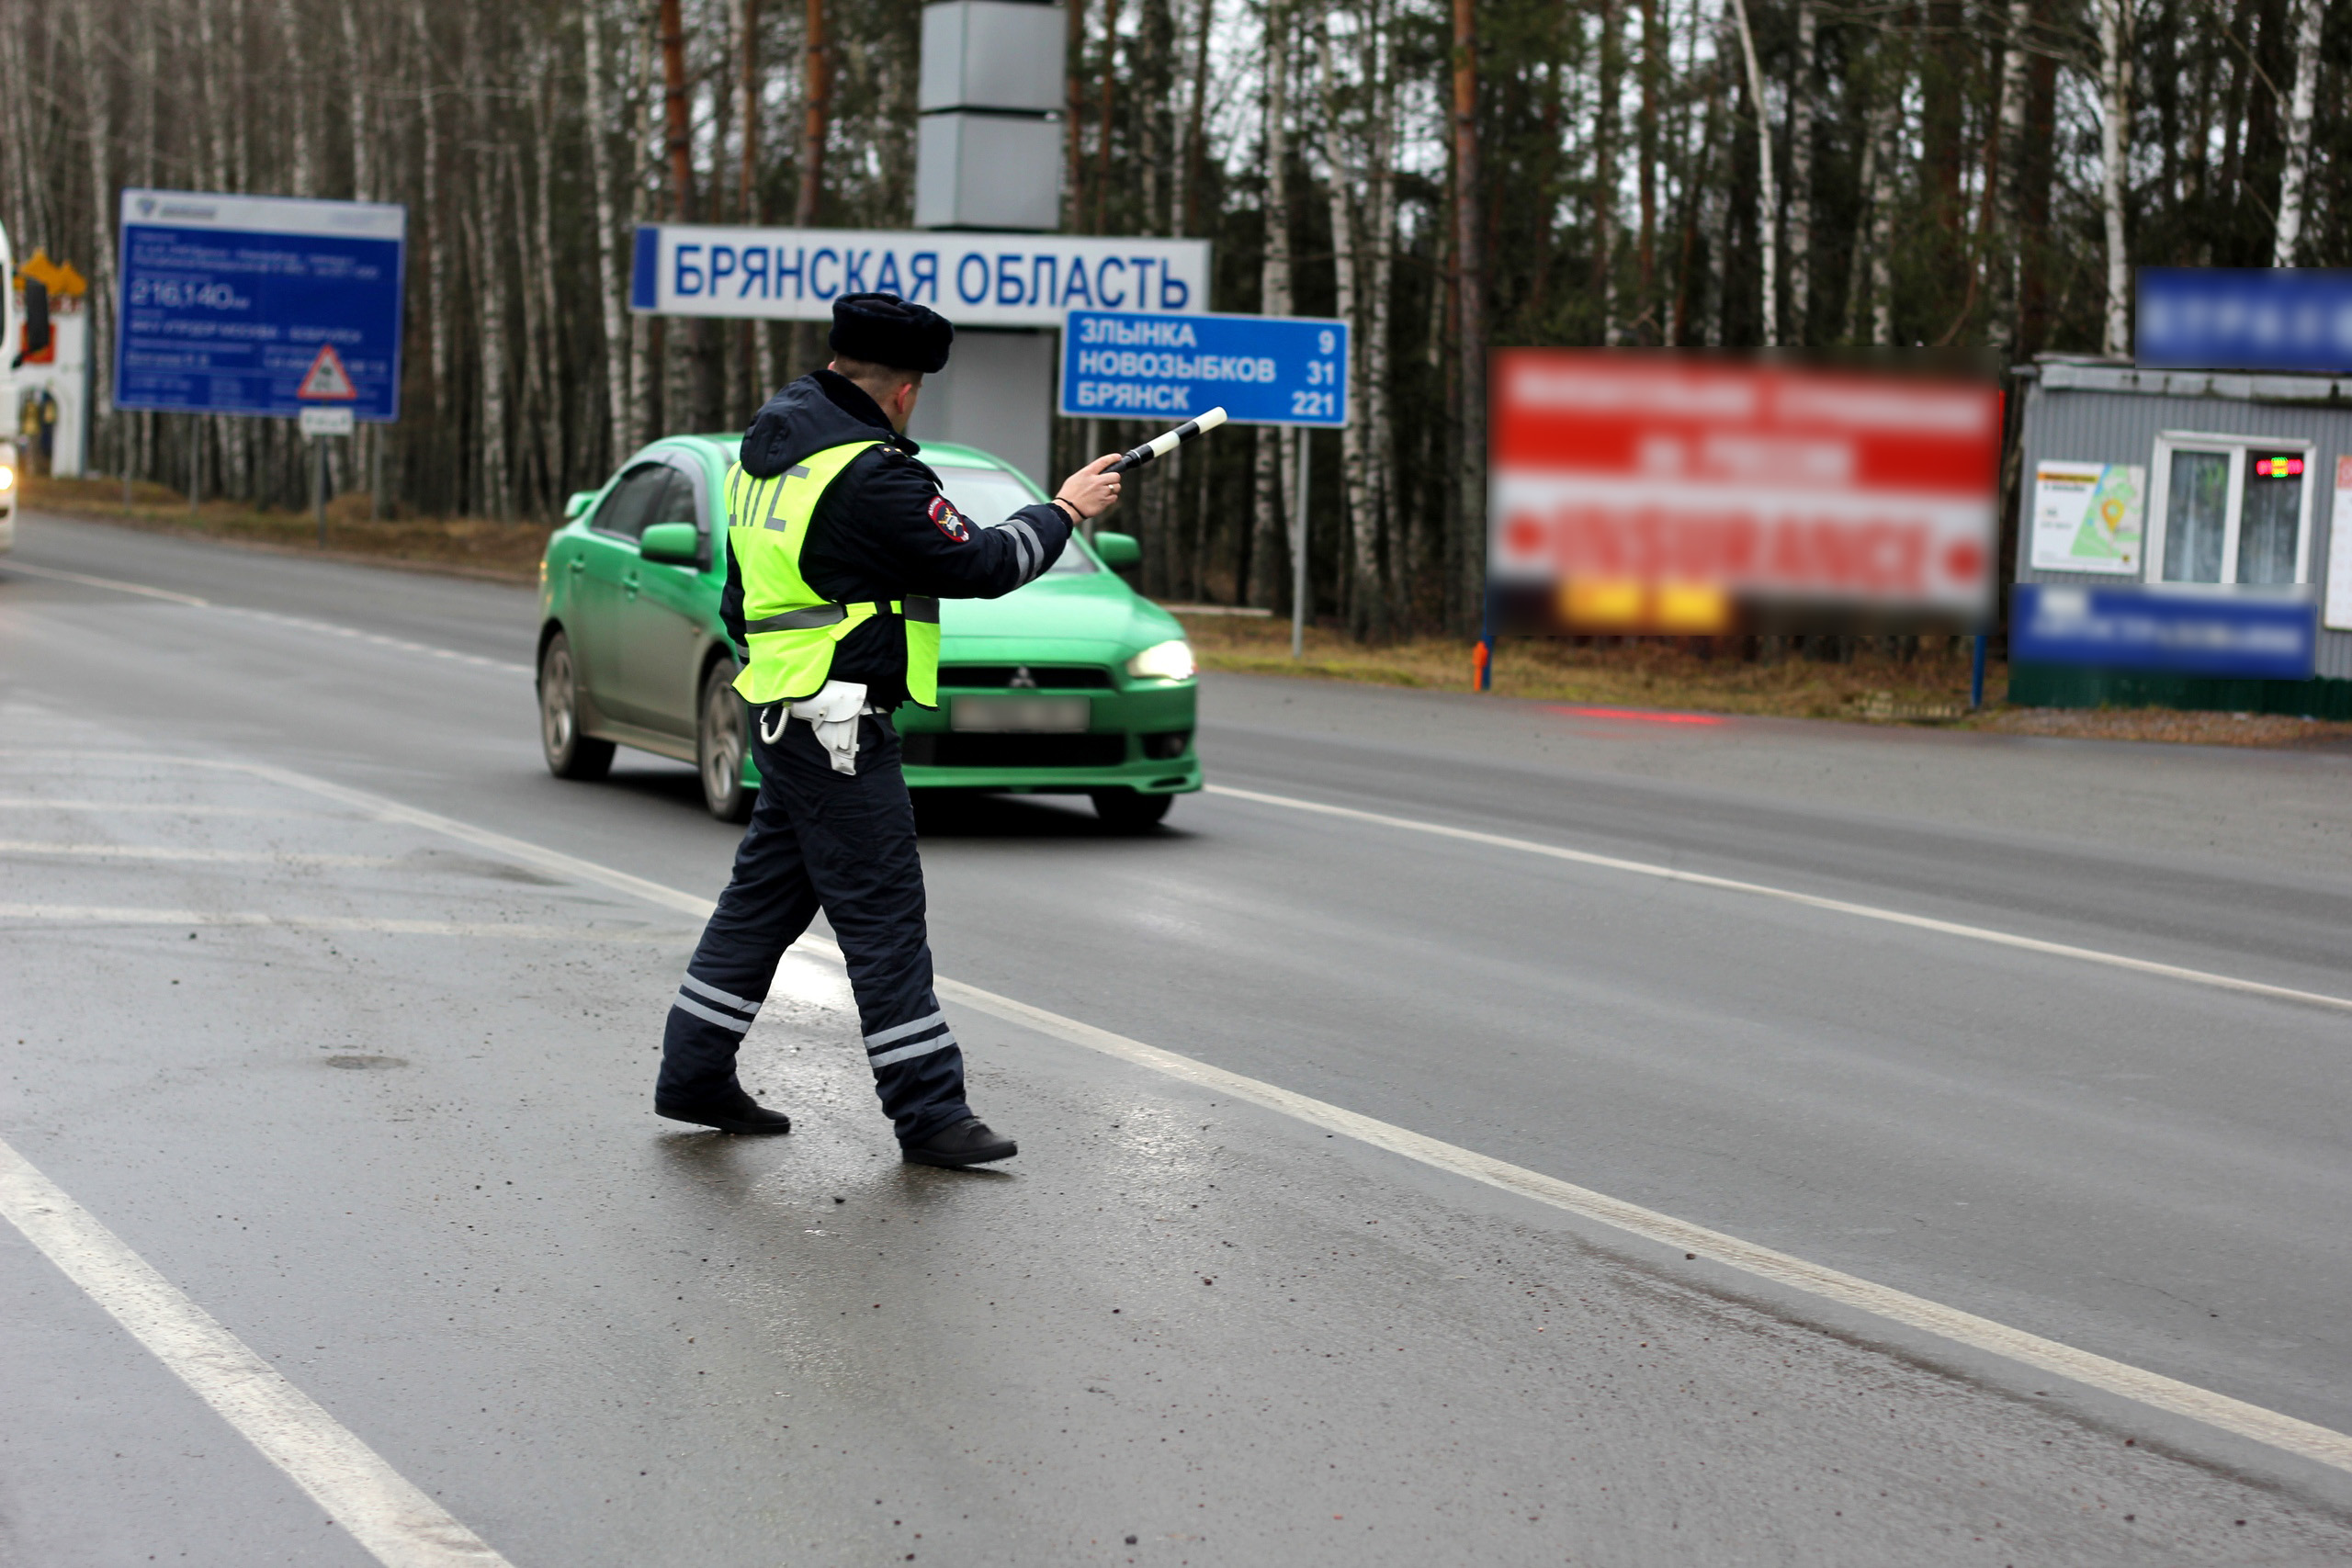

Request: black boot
left=655, top=1085, right=792, bottom=1135
left=900, top=1117, right=1018, bottom=1168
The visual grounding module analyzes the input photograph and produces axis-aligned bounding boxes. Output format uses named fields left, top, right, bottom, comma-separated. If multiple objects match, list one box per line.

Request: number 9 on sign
left=1318, top=330, right=1337, bottom=354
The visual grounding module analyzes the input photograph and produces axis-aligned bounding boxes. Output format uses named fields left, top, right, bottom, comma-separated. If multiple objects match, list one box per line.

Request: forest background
left=1, top=0, right=2345, bottom=642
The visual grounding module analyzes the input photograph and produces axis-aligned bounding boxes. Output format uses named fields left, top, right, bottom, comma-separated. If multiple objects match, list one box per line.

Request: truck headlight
left=1125, top=639, right=1195, bottom=682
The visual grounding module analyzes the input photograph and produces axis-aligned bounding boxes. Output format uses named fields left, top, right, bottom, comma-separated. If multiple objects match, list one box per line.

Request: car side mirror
left=564, top=490, right=599, bottom=521
left=639, top=521, right=701, bottom=566
left=1094, top=531, right=1142, bottom=570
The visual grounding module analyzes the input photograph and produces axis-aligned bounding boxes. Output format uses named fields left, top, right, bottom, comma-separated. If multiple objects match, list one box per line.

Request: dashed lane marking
left=0, top=903, right=679, bottom=942
left=0, top=840, right=398, bottom=866
left=24, top=748, right=2343, bottom=1479
left=1204, top=782, right=2352, bottom=1016
left=0, top=797, right=364, bottom=818
left=0, top=1137, right=514, bottom=1568
left=0, top=558, right=532, bottom=675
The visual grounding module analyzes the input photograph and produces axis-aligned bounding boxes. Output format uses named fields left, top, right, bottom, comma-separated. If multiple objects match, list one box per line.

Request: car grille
left=902, top=733, right=1128, bottom=768
left=937, top=664, right=1115, bottom=690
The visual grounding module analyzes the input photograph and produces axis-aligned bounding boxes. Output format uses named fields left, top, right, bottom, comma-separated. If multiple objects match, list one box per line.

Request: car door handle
left=568, top=558, right=584, bottom=573
left=623, top=570, right=640, bottom=599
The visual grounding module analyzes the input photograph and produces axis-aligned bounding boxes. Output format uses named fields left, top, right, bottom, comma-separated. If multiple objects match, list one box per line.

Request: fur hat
left=829, top=292, right=955, bottom=374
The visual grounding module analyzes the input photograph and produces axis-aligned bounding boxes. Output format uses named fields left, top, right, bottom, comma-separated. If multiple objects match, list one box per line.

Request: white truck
left=0, top=217, right=52, bottom=554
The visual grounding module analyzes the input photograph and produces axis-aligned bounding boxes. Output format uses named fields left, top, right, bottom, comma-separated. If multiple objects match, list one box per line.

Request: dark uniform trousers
left=658, top=709, right=970, bottom=1142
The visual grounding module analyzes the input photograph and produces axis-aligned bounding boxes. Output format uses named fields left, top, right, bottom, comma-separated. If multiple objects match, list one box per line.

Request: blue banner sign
left=2135, top=267, right=2352, bottom=375
left=1059, top=309, right=1348, bottom=427
left=113, top=189, right=406, bottom=423
left=630, top=224, right=1209, bottom=329
left=2012, top=582, right=2317, bottom=680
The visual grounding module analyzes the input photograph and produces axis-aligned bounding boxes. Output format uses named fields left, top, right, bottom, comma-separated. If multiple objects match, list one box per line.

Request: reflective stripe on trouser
left=656, top=708, right=970, bottom=1141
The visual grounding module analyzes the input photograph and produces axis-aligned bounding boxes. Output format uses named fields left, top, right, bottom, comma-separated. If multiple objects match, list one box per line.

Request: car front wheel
left=540, top=632, right=615, bottom=781
left=698, top=660, right=757, bottom=823
left=1091, top=789, right=1172, bottom=830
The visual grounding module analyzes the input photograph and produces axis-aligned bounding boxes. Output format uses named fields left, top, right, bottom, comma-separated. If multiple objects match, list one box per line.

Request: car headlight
left=0, top=464, right=15, bottom=491
left=1125, top=639, right=1195, bottom=682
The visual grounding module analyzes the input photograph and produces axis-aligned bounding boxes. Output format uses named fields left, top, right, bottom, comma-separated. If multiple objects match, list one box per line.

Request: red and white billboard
left=1488, top=352, right=2003, bottom=635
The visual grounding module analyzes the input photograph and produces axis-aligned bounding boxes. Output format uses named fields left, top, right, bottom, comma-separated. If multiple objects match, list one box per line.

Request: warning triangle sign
left=295, top=344, right=358, bottom=401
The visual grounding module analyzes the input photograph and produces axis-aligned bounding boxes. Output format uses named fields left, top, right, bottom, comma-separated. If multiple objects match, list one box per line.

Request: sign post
left=1059, top=307, right=1348, bottom=655
left=113, top=189, right=404, bottom=530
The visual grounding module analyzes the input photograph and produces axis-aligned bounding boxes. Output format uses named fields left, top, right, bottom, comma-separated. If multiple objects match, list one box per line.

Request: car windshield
left=930, top=465, right=1095, bottom=573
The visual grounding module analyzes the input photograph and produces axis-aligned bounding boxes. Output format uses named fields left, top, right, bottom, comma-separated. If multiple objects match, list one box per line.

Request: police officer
left=654, top=292, right=1122, bottom=1167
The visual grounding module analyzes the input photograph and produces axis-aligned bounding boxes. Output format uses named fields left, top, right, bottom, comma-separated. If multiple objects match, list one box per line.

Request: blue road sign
left=2012, top=581, right=2318, bottom=681
left=114, top=189, right=407, bottom=423
left=2136, top=267, right=2352, bottom=375
left=1060, top=308, right=1348, bottom=427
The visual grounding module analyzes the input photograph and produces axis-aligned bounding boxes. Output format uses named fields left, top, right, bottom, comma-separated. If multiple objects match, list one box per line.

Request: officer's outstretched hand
left=1055, top=456, right=1124, bottom=522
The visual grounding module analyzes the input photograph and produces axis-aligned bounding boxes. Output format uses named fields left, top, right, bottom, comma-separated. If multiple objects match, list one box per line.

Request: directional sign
left=631, top=224, right=1209, bottom=328
left=114, top=189, right=406, bottom=423
left=1059, top=308, right=1347, bottom=427
left=299, top=406, right=355, bottom=438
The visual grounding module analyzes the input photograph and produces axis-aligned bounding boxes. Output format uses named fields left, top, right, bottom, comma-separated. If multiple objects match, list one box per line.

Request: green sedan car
left=535, top=434, right=1201, bottom=828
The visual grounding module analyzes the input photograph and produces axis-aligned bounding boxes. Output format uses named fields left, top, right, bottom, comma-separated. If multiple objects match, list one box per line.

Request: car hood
left=937, top=570, right=1184, bottom=663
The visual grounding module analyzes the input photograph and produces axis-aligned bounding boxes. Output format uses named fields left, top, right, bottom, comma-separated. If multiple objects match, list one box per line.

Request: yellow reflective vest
left=724, top=440, right=941, bottom=707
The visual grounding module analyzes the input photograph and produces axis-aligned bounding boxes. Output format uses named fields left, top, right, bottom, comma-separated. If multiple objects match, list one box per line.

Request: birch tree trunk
left=1250, top=0, right=1295, bottom=610
left=531, top=70, right=566, bottom=501
left=277, top=0, right=313, bottom=196
left=413, top=1, right=452, bottom=509
left=1985, top=0, right=2030, bottom=355
left=2270, top=0, right=2324, bottom=265
left=1785, top=0, right=1815, bottom=344
left=466, top=24, right=510, bottom=519
left=342, top=6, right=369, bottom=200
left=1594, top=0, right=1620, bottom=345
left=1868, top=96, right=1898, bottom=346
left=1364, top=0, right=1399, bottom=635
left=584, top=2, right=634, bottom=467
left=2096, top=0, right=2132, bottom=356
left=1729, top=0, right=1778, bottom=346
left=511, top=143, right=550, bottom=510
left=73, top=2, right=119, bottom=477
left=1322, top=12, right=1378, bottom=639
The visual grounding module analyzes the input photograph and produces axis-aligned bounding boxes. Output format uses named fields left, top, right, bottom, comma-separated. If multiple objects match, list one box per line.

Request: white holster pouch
left=761, top=679, right=869, bottom=775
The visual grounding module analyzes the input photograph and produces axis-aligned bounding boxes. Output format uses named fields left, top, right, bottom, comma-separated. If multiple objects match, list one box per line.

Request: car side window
left=591, top=464, right=670, bottom=541
left=648, top=468, right=703, bottom=534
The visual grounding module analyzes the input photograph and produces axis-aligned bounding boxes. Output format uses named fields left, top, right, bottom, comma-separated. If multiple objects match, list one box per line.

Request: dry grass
left=23, top=475, right=551, bottom=582
left=1171, top=611, right=2352, bottom=750
left=1176, top=612, right=1996, bottom=718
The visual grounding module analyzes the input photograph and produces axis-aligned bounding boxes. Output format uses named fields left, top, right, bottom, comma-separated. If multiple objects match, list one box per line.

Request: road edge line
left=36, top=749, right=2352, bottom=1478
left=0, top=1135, right=513, bottom=1568
left=1204, top=782, right=2352, bottom=1015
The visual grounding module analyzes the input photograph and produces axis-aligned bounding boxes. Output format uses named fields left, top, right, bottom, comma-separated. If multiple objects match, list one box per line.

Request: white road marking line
left=0, top=840, right=397, bottom=867
left=0, top=1136, right=514, bottom=1568
left=2, top=559, right=531, bottom=675
left=0, top=798, right=367, bottom=818
left=18, top=750, right=2352, bottom=1476
left=0, top=558, right=211, bottom=605
left=1204, top=782, right=2352, bottom=1016
left=0, top=903, right=677, bottom=942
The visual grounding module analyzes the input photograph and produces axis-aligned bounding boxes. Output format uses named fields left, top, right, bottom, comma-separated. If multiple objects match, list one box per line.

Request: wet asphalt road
left=4, top=513, right=2351, bottom=1566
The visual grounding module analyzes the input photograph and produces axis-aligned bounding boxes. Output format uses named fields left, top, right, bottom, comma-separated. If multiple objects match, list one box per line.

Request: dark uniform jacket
left=720, top=368, right=1074, bottom=709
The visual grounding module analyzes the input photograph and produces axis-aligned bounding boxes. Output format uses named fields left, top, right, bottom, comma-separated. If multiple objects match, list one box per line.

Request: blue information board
left=2012, top=582, right=2317, bottom=680
left=1060, top=308, right=1347, bottom=427
left=2137, top=267, right=2352, bottom=375
left=114, top=189, right=407, bottom=423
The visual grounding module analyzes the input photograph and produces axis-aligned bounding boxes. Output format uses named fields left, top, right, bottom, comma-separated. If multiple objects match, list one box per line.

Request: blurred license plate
left=949, top=696, right=1091, bottom=732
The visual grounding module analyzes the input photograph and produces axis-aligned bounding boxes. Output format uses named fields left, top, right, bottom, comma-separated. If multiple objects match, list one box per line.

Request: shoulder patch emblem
left=927, top=493, right=970, bottom=543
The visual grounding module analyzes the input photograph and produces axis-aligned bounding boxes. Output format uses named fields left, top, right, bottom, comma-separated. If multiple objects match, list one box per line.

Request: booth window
left=2147, top=434, right=2313, bottom=586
